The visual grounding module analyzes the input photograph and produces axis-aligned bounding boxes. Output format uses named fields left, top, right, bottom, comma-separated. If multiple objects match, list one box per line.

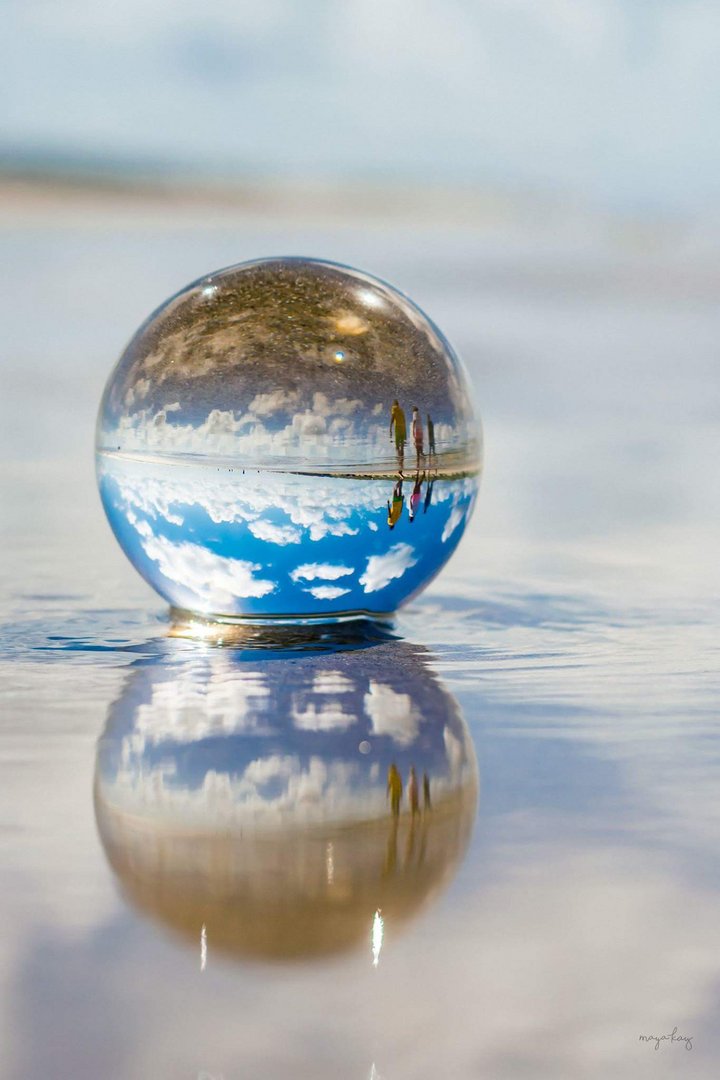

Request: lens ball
left=96, top=257, right=482, bottom=620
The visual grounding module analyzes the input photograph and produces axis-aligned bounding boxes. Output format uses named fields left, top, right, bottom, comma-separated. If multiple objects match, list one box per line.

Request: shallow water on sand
left=1, top=213, right=719, bottom=1078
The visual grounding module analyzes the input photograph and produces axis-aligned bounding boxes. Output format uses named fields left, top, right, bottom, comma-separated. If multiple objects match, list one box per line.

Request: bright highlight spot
left=357, top=288, right=386, bottom=310
left=200, top=922, right=207, bottom=971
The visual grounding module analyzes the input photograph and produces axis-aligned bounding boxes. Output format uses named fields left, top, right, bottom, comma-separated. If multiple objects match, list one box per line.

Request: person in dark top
left=426, top=413, right=436, bottom=460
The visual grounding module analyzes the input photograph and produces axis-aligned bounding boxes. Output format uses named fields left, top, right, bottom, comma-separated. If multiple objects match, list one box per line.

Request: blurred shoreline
left=2, top=168, right=714, bottom=237
left=3, top=172, right=718, bottom=311
left=0, top=171, right=554, bottom=228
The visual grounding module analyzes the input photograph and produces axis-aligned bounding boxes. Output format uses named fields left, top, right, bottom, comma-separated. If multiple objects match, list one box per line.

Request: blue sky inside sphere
left=97, top=458, right=477, bottom=618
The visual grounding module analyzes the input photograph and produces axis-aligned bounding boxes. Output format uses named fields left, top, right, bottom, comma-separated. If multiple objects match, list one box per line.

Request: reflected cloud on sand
left=94, top=634, right=478, bottom=963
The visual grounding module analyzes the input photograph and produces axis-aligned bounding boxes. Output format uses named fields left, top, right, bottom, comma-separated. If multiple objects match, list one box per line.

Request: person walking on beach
left=390, top=400, right=407, bottom=470
left=387, top=762, right=403, bottom=818
left=426, top=413, right=436, bottom=461
left=411, top=407, right=424, bottom=468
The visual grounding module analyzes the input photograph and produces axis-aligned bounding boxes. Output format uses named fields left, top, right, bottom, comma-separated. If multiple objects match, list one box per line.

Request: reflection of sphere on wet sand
left=94, top=637, right=478, bottom=962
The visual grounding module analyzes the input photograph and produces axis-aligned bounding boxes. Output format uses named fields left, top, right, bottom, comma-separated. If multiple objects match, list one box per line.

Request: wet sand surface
left=1, top=208, right=719, bottom=1078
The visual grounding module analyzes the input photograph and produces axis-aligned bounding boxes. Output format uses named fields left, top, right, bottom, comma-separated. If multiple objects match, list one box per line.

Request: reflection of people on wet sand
left=384, top=816, right=399, bottom=877
left=418, top=817, right=429, bottom=866
left=411, top=407, right=424, bottom=467
left=389, top=400, right=407, bottom=470
left=387, top=762, right=403, bottom=817
left=423, top=476, right=434, bottom=514
left=408, top=766, right=419, bottom=817
left=405, top=817, right=417, bottom=863
left=408, top=471, right=424, bottom=522
left=387, top=478, right=404, bottom=530
left=423, top=772, right=432, bottom=812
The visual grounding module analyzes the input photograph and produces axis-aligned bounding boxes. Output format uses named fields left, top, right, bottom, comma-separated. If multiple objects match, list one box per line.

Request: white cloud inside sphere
left=100, top=456, right=408, bottom=544
left=359, top=543, right=418, bottom=593
left=248, top=519, right=302, bottom=545
left=303, top=585, right=351, bottom=600
left=140, top=529, right=276, bottom=607
left=100, top=395, right=466, bottom=468
left=291, top=562, right=355, bottom=583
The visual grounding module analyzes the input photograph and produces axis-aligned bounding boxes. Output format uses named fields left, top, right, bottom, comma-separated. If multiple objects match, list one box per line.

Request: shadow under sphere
left=94, top=633, right=479, bottom=963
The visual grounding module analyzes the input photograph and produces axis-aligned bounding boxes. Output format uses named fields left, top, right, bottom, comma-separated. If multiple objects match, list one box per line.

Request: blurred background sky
left=2, top=0, right=720, bottom=217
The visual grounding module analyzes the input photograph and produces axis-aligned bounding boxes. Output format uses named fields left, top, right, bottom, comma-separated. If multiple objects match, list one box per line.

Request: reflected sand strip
left=95, top=786, right=477, bottom=963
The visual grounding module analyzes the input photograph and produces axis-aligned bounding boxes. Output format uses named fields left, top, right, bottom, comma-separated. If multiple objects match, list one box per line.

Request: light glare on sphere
left=95, top=258, right=482, bottom=621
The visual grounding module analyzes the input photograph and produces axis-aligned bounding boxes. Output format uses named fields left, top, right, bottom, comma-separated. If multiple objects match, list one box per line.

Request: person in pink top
left=411, top=406, right=424, bottom=467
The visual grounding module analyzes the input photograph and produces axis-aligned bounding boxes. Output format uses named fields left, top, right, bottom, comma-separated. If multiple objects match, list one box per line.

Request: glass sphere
left=96, top=258, right=482, bottom=621
left=94, top=636, right=479, bottom=962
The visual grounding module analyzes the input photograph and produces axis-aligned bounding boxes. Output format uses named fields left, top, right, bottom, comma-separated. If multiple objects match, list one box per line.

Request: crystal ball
left=96, top=257, right=482, bottom=621
left=94, top=637, right=479, bottom=961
